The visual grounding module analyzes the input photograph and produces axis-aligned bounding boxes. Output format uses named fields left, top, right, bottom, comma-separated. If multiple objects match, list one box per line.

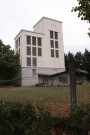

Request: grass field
left=0, top=83, right=90, bottom=117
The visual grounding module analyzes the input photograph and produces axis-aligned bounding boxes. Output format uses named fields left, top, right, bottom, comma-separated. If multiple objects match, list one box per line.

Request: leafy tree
left=0, top=40, right=20, bottom=83
left=72, top=0, right=90, bottom=36
left=65, top=49, right=90, bottom=79
left=74, top=51, right=84, bottom=69
left=65, top=52, right=74, bottom=70
left=83, top=49, right=90, bottom=79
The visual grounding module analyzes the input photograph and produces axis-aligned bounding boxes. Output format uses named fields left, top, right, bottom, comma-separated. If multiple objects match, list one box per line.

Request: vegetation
left=65, top=49, right=90, bottom=79
left=0, top=101, right=89, bottom=135
left=0, top=101, right=52, bottom=135
left=0, top=40, right=20, bottom=85
left=0, top=84, right=90, bottom=117
left=66, top=104, right=90, bottom=135
left=71, top=0, right=90, bottom=36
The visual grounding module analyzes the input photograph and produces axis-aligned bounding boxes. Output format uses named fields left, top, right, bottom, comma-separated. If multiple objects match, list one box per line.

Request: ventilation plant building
left=14, top=17, right=65, bottom=86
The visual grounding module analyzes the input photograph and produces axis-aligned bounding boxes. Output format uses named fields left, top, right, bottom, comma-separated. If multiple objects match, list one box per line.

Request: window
left=43, top=78, right=48, bottom=83
left=56, top=50, right=59, bottom=58
left=38, top=48, right=42, bottom=56
left=27, top=46, right=31, bottom=55
left=59, top=77, right=68, bottom=83
left=55, top=32, right=58, bottom=39
left=19, top=48, right=20, bottom=54
left=32, top=57, right=37, bottom=66
left=32, top=69, right=36, bottom=76
left=16, top=39, right=18, bottom=49
left=32, top=47, right=36, bottom=56
left=50, top=31, right=53, bottom=38
left=50, top=40, right=54, bottom=48
left=55, top=41, right=58, bottom=48
left=19, top=37, right=20, bottom=46
left=32, top=37, right=36, bottom=45
left=51, top=49, right=54, bottom=57
left=27, top=36, right=31, bottom=45
left=38, top=38, right=42, bottom=46
left=27, top=57, right=31, bottom=66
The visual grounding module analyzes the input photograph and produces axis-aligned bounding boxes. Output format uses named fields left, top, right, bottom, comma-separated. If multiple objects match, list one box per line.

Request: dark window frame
left=27, top=46, right=31, bottom=55
left=27, top=57, right=31, bottom=66
left=27, top=36, right=31, bottom=45
left=50, top=40, right=54, bottom=48
left=38, top=48, right=42, bottom=56
left=32, top=36, right=36, bottom=45
left=32, top=57, right=37, bottom=66
left=51, top=49, right=54, bottom=57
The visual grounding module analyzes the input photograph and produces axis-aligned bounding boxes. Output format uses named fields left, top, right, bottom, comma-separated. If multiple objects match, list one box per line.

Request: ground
left=0, top=83, right=90, bottom=117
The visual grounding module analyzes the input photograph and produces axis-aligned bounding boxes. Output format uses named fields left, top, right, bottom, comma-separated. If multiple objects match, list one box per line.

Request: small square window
left=59, top=77, right=68, bottom=83
left=32, top=69, right=36, bottom=76
left=43, top=78, right=48, bottom=83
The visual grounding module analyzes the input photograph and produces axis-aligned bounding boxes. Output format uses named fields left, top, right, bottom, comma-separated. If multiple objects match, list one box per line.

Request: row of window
left=51, top=49, right=59, bottom=58
left=27, top=46, right=42, bottom=56
left=42, top=77, right=68, bottom=83
left=27, top=36, right=42, bottom=46
left=50, top=31, right=58, bottom=39
left=50, top=40, right=58, bottom=48
left=16, top=37, right=20, bottom=49
left=27, top=57, right=37, bottom=66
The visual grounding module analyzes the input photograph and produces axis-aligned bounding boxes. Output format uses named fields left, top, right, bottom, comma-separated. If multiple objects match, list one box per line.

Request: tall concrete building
left=14, top=17, right=65, bottom=86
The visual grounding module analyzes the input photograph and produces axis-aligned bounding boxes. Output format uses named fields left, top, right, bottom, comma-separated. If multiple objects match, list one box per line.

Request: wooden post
left=69, top=59, right=76, bottom=111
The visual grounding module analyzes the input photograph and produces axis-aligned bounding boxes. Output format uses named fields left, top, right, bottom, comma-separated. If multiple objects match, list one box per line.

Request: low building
left=38, top=69, right=88, bottom=86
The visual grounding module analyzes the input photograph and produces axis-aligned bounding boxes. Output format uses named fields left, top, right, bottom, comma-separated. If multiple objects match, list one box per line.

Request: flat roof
left=14, top=29, right=44, bottom=40
left=33, top=17, right=62, bottom=28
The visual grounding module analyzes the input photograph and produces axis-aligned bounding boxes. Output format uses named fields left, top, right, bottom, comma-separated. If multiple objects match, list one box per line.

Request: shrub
left=65, top=104, right=90, bottom=135
left=0, top=101, right=52, bottom=135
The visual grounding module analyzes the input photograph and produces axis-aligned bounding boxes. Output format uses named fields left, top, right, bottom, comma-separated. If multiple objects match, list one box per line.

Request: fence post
left=69, top=59, right=77, bottom=111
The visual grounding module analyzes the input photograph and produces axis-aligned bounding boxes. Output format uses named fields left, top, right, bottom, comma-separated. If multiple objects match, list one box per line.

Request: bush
left=0, top=101, right=52, bottom=135
left=65, top=104, right=90, bottom=135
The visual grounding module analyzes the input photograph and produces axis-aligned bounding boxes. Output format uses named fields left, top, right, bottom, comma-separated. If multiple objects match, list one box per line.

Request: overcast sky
left=0, top=0, right=90, bottom=54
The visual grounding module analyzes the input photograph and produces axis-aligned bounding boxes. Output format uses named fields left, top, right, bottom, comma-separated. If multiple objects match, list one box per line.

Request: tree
left=74, top=52, right=83, bottom=69
left=0, top=40, right=20, bottom=84
left=72, top=0, right=90, bottom=36
left=65, top=49, right=90, bottom=79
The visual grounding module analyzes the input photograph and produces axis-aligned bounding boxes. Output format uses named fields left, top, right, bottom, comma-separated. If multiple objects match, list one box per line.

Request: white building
left=14, top=17, right=65, bottom=86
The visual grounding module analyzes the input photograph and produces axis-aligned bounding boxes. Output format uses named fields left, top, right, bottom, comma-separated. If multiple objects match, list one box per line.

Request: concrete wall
left=21, top=67, right=65, bottom=86
left=38, top=73, right=70, bottom=86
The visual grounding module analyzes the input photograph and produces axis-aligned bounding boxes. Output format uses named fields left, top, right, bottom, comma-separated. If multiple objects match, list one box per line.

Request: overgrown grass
left=0, top=83, right=90, bottom=117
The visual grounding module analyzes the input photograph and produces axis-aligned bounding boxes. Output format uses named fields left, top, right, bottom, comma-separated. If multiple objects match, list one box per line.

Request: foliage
left=71, top=0, right=90, bottom=36
left=65, top=49, right=90, bottom=79
left=72, top=0, right=90, bottom=22
left=0, top=40, right=20, bottom=85
left=66, top=104, right=90, bottom=135
left=0, top=101, right=52, bottom=135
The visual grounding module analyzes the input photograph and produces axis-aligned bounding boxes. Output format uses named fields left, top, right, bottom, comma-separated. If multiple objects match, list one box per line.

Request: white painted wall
left=14, top=17, right=65, bottom=70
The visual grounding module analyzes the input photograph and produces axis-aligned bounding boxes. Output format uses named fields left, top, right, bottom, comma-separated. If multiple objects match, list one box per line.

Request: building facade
left=14, top=17, right=65, bottom=86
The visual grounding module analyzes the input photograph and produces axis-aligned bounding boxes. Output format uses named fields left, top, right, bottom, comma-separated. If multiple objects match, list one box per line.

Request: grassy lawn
left=0, top=84, right=90, bottom=117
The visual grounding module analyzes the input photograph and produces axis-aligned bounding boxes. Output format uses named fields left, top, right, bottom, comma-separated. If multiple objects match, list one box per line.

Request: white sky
left=0, top=0, right=90, bottom=54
